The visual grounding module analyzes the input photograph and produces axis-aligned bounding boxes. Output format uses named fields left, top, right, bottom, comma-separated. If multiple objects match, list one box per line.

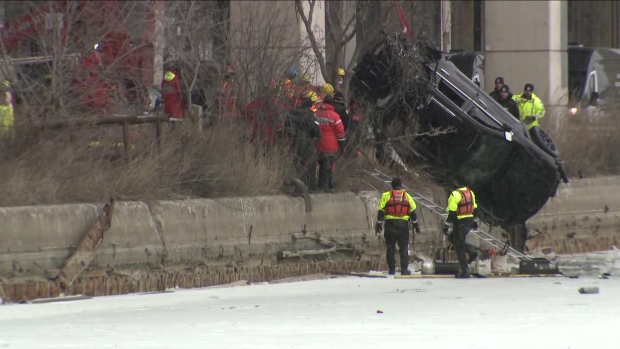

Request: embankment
left=1, top=176, right=618, bottom=303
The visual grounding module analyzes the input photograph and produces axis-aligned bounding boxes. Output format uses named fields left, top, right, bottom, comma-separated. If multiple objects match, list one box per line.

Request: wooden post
left=154, top=120, right=162, bottom=150
left=121, top=121, right=130, bottom=159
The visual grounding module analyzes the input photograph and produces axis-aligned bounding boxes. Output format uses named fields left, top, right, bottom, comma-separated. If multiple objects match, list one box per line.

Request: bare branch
left=294, top=0, right=329, bottom=82
left=339, top=9, right=357, bottom=46
left=308, top=0, right=315, bottom=26
left=325, top=2, right=338, bottom=44
left=341, top=28, right=356, bottom=48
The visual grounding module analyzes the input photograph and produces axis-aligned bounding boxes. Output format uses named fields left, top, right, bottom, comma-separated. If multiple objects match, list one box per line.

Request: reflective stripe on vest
left=456, top=188, right=474, bottom=217
left=385, top=190, right=411, bottom=217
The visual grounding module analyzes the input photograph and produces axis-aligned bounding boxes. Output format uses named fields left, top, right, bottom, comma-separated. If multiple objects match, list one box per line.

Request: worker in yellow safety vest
left=443, top=175, right=480, bottom=278
left=512, top=83, right=546, bottom=129
left=0, top=87, right=14, bottom=139
left=375, top=177, right=420, bottom=275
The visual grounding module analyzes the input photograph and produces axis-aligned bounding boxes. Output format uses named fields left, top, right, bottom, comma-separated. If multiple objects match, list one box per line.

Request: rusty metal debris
left=57, top=198, right=115, bottom=291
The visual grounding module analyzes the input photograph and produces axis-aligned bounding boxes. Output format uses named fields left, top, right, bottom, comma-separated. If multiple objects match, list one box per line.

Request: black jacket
left=283, top=107, right=322, bottom=144
left=489, top=88, right=503, bottom=101
left=498, top=97, right=520, bottom=120
left=490, top=89, right=513, bottom=102
left=332, top=101, right=351, bottom=132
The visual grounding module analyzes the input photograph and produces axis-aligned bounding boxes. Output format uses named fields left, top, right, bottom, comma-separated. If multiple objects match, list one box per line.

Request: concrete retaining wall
left=2, top=176, right=620, bottom=303
left=527, top=177, right=620, bottom=253
left=0, top=193, right=390, bottom=279
left=0, top=204, right=99, bottom=277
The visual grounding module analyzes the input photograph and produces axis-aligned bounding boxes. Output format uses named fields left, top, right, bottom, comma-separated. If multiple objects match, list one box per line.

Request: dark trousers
left=317, top=153, right=336, bottom=190
left=294, top=145, right=318, bottom=191
left=449, top=217, right=479, bottom=276
left=384, top=219, right=410, bottom=272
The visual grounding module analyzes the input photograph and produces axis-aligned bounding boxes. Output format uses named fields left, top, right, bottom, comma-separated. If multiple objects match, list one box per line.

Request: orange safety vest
left=456, top=188, right=474, bottom=217
left=384, top=190, right=411, bottom=217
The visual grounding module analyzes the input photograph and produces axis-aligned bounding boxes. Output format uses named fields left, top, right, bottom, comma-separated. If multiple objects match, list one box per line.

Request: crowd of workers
left=489, top=76, right=546, bottom=129
left=159, top=64, right=361, bottom=192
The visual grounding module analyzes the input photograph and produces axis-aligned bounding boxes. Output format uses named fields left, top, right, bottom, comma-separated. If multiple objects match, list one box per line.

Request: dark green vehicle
left=351, top=34, right=569, bottom=235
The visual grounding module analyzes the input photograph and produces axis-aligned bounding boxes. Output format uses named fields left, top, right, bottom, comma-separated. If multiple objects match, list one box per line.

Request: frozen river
left=0, top=274, right=617, bottom=349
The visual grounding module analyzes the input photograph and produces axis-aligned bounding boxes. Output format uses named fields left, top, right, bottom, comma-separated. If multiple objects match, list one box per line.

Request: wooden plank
left=394, top=274, right=455, bottom=279
left=327, top=271, right=388, bottom=278
left=30, top=295, right=92, bottom=304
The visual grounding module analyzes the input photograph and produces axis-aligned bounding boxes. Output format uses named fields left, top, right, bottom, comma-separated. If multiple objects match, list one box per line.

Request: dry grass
left=0, top=118, right=295, bottom=207
left=547, top=106, right=620, bottom=177
left=9, top=99, right=617, bottom=208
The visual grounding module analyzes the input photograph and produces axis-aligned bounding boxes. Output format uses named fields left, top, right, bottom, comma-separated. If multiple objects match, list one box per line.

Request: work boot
left=401, top=269, right=411, bottom=276
left=457, top=265, right=470, bottom=279
left=388, top=269, right=396, bottom=275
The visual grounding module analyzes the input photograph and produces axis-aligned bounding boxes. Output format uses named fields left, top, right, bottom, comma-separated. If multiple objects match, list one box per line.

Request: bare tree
left=161, top=0, right=228, bottom=118
left=295, top=0, right=393, bottom=96
left=1, top=1, right=154, bottom=124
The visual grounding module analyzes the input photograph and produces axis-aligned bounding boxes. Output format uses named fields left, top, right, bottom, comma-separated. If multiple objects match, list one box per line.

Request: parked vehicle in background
left=566, top=45, right=620, bottom=119
left=445, top=46, right=620, bottom=121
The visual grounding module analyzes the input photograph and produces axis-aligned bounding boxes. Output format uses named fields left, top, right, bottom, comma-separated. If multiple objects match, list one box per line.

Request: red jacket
left=75, top=52, right=113, bottom=109
left=315, top=103, right=345, bottom=154
left=245, top=97, right=287, bottom=146
left=161, top=71, right=186, bottom=119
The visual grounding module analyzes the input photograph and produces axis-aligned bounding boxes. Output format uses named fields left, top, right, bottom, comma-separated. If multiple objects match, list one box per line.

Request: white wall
left=484, top=0, right=568, bottom=111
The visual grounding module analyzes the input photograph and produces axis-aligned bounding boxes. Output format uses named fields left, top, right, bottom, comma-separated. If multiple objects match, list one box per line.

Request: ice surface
left=0, top=276, right=618, bottom=349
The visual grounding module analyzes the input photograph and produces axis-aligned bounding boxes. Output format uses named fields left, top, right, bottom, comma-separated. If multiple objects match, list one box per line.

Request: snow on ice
left=1, top=274, right=619, bottom=349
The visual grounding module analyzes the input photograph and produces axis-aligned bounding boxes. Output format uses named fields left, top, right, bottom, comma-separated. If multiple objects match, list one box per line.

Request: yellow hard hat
left=320, top=83, right=334, bottom=97
left=164, top=71, right=176, bottom=82
left=303, top=90, right=318, bottom=102
left=300, top=74, right=311, bottom=84
left=338, top=68, right=345, bottom=76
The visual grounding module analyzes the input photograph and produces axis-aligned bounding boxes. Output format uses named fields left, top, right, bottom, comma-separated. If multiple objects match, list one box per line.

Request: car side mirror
left=589, top=91, right=600, bottom=106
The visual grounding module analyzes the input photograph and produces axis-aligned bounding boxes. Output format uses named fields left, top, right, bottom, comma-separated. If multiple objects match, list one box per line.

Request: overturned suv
left=350, top=33, right=569, bottom=229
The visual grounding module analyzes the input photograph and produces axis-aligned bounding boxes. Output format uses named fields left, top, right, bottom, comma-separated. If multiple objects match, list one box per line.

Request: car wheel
left=529, top=126, right=559, bottom=158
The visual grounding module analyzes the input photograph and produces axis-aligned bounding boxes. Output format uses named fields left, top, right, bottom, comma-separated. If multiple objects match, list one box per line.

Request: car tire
left=529, top=126, right=559, bottom=158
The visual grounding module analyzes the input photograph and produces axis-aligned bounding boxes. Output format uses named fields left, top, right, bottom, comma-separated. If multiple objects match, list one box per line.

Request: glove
left=523, top=115, right=537, bottom=124
left=442, top=222, right=453, bottom=236
left=337, top=140, right=346, bottom=157
left=338, top=139, right=346, bottom=150
left=375, top=222, right=383, bottom=235
left=412, top=222, right=421, bottom=234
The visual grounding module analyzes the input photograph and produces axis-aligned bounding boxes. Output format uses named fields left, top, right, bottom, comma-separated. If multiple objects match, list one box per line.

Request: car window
left=587, top=72, right=597, bottom=94
left=460, top=133, right=514, bottom=184
left=467, top=105, right=505, bottom=131
left=437, top=80, right=466, bottom=107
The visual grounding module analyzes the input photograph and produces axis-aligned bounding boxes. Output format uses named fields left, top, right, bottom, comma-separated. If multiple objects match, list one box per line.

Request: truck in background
left=445, top=46, right=620, bottom=121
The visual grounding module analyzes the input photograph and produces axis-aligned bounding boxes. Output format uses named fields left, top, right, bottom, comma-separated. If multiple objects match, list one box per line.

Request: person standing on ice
left=375, top=177, right=420, bottom=275
left=443, top=175, right=479, bottom=278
